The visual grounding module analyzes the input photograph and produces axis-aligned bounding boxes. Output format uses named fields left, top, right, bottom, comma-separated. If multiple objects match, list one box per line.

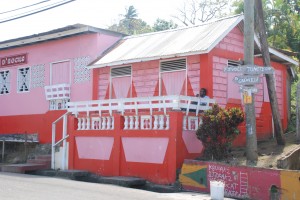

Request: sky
left=0, top=0, right=185, bottom=41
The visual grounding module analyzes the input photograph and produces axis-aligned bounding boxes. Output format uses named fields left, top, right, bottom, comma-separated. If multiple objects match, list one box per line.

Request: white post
left=135, top=116, right=139, bottom=129
left=153, top=115, right=158, bottom=129
left=101, top=117, right=106, bottom=129
left=77, top=118, right=82, bottom=130
left=82, top=118, right=86, bottom=130
left=129, top=116, right=134, bottom=129
left=159, top=115, right=164, bottom=130
left=86, top=117, right=90, bottom=130
left=124, top=116, right=129, bottom=130
left=51, top=123, right=56, bottom=169
left=111, top=117, right=114, bottom=130
left=62, top=114, right=67, bottom=170
left=166, top=115, right=170, bottom=130
left=106, top=116, right=111, bottom=130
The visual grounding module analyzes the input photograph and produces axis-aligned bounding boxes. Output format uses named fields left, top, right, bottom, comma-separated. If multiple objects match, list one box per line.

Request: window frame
left=0, top=70, right=10, bottom=95
left=17, top=66, right=31, bottom=93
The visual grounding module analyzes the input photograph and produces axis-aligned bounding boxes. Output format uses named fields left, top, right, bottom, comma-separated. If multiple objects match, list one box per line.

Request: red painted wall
left=0, top=110, right=66, bottom=143
left=68, top=111, right=200, bottom=184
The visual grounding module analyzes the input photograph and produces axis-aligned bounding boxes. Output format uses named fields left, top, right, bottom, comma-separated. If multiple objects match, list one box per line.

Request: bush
left=196, top=104, right=244, bottom=160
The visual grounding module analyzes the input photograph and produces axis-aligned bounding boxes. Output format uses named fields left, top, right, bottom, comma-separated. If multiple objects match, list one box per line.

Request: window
left=110, top=66, right=132, bottom=99
left=160, top=59, right=187, bottom=96
left=17, top=67, right=30, bottom=92
left=0, top=70, right=10, bottom=95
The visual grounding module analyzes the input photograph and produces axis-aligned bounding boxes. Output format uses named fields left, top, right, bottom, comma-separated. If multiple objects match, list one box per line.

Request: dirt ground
left=226, top=132, right=300, bottom=169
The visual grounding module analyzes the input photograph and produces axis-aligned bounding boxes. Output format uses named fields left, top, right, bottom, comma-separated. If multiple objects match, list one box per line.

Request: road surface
left=0, top=172, right=218, bottom=200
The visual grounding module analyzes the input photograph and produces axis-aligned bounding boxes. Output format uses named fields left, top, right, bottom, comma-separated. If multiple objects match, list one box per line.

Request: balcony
left=45, top=84, right=70, bottom=110
left=67, top=95, right=216, bottom=131
left=44, top=83, right=70, bottom=100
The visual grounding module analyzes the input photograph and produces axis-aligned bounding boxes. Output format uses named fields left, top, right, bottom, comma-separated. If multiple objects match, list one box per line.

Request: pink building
left=0, top=15, right=298, bottom=184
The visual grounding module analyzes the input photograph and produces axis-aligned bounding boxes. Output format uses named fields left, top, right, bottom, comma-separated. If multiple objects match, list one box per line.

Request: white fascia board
left=0, top=27, right=90, bottom=49
left=88, top=50, right=208, bottom=69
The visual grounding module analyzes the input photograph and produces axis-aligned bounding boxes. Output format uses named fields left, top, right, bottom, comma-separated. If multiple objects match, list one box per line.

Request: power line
left=0, top=0, right=50, bottom=15
left=0, top=0, right=76, bottom=24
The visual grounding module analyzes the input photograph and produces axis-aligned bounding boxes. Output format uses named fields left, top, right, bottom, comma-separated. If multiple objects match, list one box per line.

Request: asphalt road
left=0, top=172, right=216, bottom=200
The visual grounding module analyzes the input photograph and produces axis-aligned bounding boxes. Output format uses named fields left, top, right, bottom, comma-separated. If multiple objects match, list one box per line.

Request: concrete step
left=80, top=175, right=147, bottom=187
left=1, top=163, right=49, bottom=173
left=27, top=159, right=51, bottom=167
left=35, top=155, right=51, bottom=160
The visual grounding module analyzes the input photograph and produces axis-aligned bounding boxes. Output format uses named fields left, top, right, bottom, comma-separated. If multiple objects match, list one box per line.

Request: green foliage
left=196, top=104, right=244, bottom=160
left=153, top=19, right=178, bottom=32
left=231, top=0, right=300, bottom=60
left=287, top=73, right=300, bottom=132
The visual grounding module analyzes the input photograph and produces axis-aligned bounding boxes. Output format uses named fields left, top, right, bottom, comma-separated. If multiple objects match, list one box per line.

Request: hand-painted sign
left=1, top=53, right=27, bottom=67
left=233, top=75, right=260, bottom=85
left=224, top=65, right=274, bottom=74
left=239, top=86, right=258, bottom=93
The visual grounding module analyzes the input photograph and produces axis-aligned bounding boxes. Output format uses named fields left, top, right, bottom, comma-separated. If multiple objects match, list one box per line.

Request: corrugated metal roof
left=91, top=15, right=244, bottom=68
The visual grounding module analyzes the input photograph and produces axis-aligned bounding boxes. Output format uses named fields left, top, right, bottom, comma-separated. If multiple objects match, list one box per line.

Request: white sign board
left=224, top=65, right=274, bottom=74
left=233, top=75, right=260, bottom=85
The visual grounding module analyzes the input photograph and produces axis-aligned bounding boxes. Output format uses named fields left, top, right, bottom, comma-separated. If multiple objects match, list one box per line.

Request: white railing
left=67, top=95, right=216, bottom=117
left=45, top=83, right=70, bottom=100
left=51, top=112, right=69, bottom=170
left=183, top=116, right=203, bottom=131
left=124, top=114, right=169, bottom=130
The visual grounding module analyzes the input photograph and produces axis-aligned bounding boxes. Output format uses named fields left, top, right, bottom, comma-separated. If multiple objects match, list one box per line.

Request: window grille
left=0, top=70, right=10, bottom=94
left=111, top=66, right=131, bottom=77
left=160, top=59, right=186, bottom=72
left=17, top=67, right=30, bottom=92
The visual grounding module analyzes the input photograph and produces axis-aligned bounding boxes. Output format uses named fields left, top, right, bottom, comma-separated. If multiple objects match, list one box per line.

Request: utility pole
left=255, top=0, right=285, bottom=145
left=244, top=0, right=258, bottom=161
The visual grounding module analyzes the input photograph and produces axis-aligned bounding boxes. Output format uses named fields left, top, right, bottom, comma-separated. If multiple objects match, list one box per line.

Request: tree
left=174, top=0, right=229, bottom=26
left=152, top=19, right=178, bottom=32
left=108, top=5, right=152, bottom=35
left=232, top=0, right=300, bottom=60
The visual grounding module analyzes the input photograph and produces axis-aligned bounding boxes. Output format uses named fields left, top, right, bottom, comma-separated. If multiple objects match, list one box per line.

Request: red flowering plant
left=196, top=104, right=244, bottom=160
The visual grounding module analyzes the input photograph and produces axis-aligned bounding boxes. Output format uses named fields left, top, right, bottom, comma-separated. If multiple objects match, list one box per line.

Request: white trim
left=50, top=59, right=71, bottom=85
left=0, top=27, right=89, bottom=49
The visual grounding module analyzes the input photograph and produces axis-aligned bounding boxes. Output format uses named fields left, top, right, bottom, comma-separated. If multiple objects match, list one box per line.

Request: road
left=0, top=172, right=215, bottom=200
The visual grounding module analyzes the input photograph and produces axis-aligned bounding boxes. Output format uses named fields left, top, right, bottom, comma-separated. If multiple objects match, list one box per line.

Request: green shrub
left=196, top=104, right=244, bottom=160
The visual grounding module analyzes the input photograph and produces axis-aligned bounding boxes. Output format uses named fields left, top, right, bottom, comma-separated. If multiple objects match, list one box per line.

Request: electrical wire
left=0, top=0, right=50, bottom=15
left=0, top=0, right=76, bottom=24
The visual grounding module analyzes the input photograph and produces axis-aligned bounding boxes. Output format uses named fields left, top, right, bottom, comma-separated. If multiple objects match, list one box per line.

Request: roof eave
left=88, top=50, right=209, bottom=69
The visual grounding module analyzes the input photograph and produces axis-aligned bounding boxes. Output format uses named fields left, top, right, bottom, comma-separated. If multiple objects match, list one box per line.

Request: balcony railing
left=67, top=95, right=216, bottom=117
left=67, top=95, right=215, bottom=131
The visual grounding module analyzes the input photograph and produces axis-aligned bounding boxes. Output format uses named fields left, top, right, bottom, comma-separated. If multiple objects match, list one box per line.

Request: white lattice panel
left=74, top=56, right=91, bottom=83
left=31, top=64, right=45, bottom=88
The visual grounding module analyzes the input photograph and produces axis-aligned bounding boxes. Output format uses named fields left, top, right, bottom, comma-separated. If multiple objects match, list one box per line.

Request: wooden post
left=297, top=82, right=300, bottom=142
left=255, top=0, right=285, bottom=145
left=244, top=0, right=258, bottom=161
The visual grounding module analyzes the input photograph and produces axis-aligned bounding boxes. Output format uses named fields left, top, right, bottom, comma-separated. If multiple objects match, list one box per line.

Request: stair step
left=1, top=163, right=49, bottom=174
left=27, top=159, right=51, bottom=167
left=35, top=155, right=51, bottom=160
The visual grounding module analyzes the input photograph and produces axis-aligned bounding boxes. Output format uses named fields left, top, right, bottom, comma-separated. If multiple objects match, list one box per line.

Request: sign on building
left=1, top=54, right=27, bottom=67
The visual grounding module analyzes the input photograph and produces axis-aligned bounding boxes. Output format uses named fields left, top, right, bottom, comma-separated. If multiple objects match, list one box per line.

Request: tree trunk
left=255, top=0, right=285, bottom=145
left=297, top=82, right=300, bottom=142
